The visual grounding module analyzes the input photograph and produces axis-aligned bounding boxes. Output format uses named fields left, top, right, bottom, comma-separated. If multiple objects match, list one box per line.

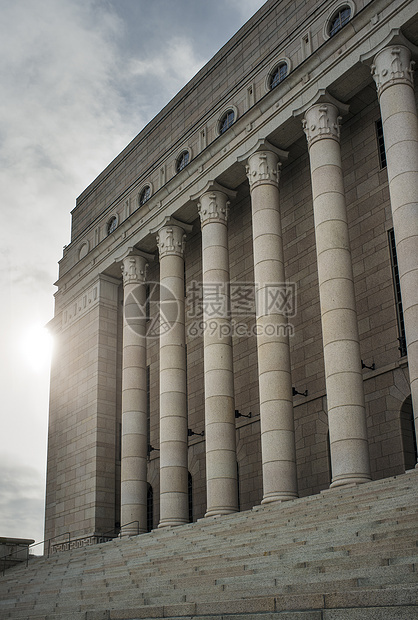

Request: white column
left=121, top=252, right=149, bottom=535
left=155, top=220, right=192, bottom=527
left=371, top=44, right=418, bottom=453
left=198, top=185, right=239, bottom=517
left=303, top=102, right=371, bottom=487
left=246, top=145, right=298, bottom=503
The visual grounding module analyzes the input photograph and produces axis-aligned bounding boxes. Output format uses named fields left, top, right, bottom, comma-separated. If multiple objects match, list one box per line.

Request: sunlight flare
left=19, top=324, right=53, bottom=373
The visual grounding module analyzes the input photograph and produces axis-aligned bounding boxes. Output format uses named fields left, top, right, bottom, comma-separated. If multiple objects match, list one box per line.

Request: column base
left=158, top=518, right=189, bottom=528
left=261, top=492, right=298, bottom=505
left=120, top=527, right=146, bottom=537
left=204, top=508, right=238, bottom=518
left=330, top=474, right=371, bottom=488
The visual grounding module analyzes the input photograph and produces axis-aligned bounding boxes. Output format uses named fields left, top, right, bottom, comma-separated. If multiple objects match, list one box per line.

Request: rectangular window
left=376, top=119, right=387, bottom=169
left=185, top=344, right=188, bottom=406
left=188, top=472, right=193, bottom=523
left=199, top=128, right=207, bottom=152
left=247, top=83, right=255, bottom=109
left=388, top=228, right=407, bottom=357
left=147, top=365, right=151, bottom=445
left=236, top=462, right=241, bottom=511
left=159, top=166, right=166, bottom=188
left=117, top=422, right=122, bottom=462
left=147, top=484, right=153, bottom=532
left=301, top=32, right=312, bottom=59
left=146, top=284, right=150, bottom=321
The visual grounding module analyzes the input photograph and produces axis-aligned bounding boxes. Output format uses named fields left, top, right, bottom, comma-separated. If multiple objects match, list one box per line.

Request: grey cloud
left=0, top=461, right=45, bottom=543
left=11, top=266, right=52, bottom=289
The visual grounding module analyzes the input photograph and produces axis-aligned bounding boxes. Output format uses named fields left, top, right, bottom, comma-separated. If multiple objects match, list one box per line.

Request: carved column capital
left=122, top=253, right=148, bottom=286
left=371, top=45, right=415, bottom=97
left=302, top=103, right=342, bottom=147
left=156, top=224, right=187, bottom=259
left=246, top=150, right=281, bottom=190
left=198, top=191, right=230, bottom=227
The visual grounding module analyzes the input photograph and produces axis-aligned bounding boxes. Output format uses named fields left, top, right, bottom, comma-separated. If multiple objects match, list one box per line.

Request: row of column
left=119, top=43, right=418, bottom=534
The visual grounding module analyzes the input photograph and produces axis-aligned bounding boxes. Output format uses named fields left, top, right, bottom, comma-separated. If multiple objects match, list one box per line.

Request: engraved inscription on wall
left=62, top=284, right=99, bottom=329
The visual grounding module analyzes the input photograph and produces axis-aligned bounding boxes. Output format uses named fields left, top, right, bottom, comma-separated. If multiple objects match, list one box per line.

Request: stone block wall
left=45, top=277, right=120, bottom=542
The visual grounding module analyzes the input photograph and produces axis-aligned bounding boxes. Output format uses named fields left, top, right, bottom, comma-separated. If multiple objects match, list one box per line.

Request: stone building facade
left=45, top=0, right=418, bottom=545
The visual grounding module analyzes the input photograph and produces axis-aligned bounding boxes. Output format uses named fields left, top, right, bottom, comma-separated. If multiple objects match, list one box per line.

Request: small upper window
left=107, top=216, right=117, bottom=235
left=176, top=150, right=190, bottom=173
left=269, top=62, right=288, bottom=89
left=219, top=110, right=235, bottom=134
left=139, top=185, right=151, bottom=206
left=329, top=6, right=351, bottom=36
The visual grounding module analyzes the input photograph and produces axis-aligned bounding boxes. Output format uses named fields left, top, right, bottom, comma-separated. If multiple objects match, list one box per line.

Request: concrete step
left=0, top=471, right=416, bottom=619
left=102, top=586, right=418, bottom=619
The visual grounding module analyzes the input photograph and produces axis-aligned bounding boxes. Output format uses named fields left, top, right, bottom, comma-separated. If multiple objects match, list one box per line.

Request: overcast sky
left=0, top=0, right=266, bottom=549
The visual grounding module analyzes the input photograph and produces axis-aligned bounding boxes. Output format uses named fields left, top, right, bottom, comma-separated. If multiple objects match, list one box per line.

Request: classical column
left=155, top=219, right=192, bottom=527
left=246, top=144, right=298, bottom=503
left=120, top=252, right=150, bottom=535
left=371, top=44, right=418, bottom=451
left=303, top=102, right=371, bottom=487
left=197, top=184, right=239, bottom=517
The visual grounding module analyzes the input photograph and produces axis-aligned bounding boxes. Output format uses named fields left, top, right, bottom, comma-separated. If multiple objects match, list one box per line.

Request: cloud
left=127, top=36, right=206, bottom=110
left=130, top=37, right=204, bottom=86
left=0, top=460, right=45, bottom=545
left=0, top=0, right=135, bottom=203
left=0, top=0, right=142, bottom=380
left=0, top=0, right=137, bottom=546
left=226, top=0, right=267, bottom=18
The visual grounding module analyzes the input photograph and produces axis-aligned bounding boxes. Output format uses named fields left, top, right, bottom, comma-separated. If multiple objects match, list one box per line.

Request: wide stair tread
left=0, top=471, right=416, bottom=619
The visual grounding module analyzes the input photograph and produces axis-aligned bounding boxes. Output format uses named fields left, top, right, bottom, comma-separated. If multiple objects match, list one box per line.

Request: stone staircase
left=0, top=471, right=417, bottom=620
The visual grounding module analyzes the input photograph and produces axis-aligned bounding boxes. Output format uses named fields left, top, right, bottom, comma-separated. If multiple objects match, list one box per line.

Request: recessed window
left=400, top=396, right=417, bottom=470
left=329, top=6, right=351, bottom=36
left=188, top=472, right=193, bottom=523
left=147, top=484, right=153, bottom=532
left=388, top=228, right=407, bottom=357
left=146, top=365, right=151, bottom=441
left=376, top=119, right=387, bottom=169
left=139, top=185, right=151, bottom=206
left=107, top=216, right=117, bottom=235
left=219, top=109, right=235, bottom=134
left=269, top=62, right=288, bottom=89
left=176, top=150, right=190, bottom=173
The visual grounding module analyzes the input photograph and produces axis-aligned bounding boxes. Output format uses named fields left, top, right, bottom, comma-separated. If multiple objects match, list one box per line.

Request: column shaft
left=247, top=148, right=298, bottom=503
left=372, top=45, right=418, bottom=447
left=199, top=189, right=239, bottom=517
left=157, top=223, right=189, bottom=527
left=121, top=253, right=149, bottom=535
left=303, top=103, right=371, bottom=487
